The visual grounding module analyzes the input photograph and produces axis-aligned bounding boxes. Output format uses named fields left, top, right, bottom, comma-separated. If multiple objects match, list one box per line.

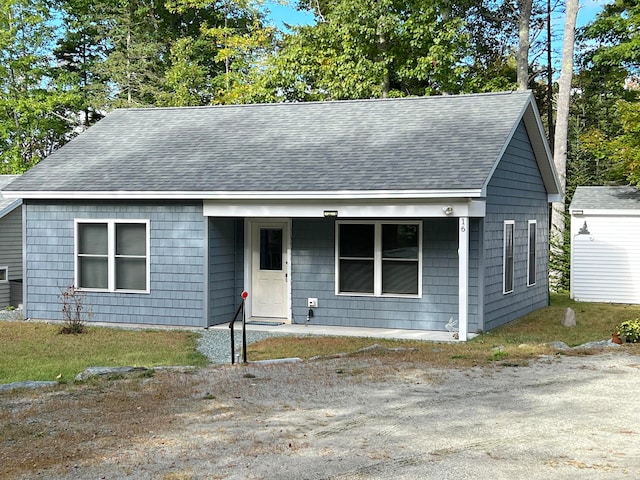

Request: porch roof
left=3, top=91, right=560, bottom=201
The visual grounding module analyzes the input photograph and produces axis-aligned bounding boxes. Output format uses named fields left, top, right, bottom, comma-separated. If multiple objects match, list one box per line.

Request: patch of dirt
left=2, top=352, right=640, bottom=479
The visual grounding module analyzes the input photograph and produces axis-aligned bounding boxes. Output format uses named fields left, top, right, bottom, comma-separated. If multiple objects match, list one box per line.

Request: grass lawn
left=248, top=293, right=640, bottom=367
left=0, top=322, right=209, bottom=384
left=2, top=294, right=640, bottom=384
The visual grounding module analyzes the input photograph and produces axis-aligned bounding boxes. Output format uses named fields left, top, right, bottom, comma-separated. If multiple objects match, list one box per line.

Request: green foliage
left=259, top=0, right=470, bottom=101
left=0, top=0, right=76, bottom=174
left=577, top=0, right=640, bottom=186
left=616, top=318, right=640, bottom=343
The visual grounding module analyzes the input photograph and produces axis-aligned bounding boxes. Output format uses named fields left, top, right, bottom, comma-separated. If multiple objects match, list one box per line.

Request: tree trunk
left=378, top=31, right=389, bottom=98
left=551, top=0, right=579, bottom=285
left=516, top=0, right=533, bottom=90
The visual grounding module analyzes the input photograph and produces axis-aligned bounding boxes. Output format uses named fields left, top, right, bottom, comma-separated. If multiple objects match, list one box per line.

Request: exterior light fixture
left=323, top=210, right=338, bottom=218
left=442, top=206, right=454, bottom=216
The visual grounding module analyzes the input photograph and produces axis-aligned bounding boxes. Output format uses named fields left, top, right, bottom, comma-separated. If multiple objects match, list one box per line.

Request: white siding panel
left=571, top=215, right=640, bottom=303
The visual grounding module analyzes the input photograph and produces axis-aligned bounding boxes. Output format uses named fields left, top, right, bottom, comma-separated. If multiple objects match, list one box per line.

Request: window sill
left=77, top=288, right=150, bottom=295
left=337, top=292, right=421, bottom=299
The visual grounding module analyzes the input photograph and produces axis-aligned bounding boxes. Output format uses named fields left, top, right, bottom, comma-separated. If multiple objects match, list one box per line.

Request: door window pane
left=260, top=228, right=283, bottom=270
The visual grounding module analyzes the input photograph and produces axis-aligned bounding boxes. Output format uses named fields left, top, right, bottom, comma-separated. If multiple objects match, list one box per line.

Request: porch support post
left=458, top=217, right=469, bottom=341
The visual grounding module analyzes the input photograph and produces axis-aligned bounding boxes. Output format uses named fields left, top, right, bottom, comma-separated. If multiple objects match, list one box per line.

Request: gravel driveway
left=4, top=350, right=639, bottom=480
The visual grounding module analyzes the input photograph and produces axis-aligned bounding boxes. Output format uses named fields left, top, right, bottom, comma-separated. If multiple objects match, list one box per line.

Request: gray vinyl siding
left=482, top=121, right=549, bottom=331
left=208, top=218, right=244, bottom=325
left=0, top=206, right=22, bottom=307
left=290, top=218, right=479, bottom=331
left=24, top=201, right=206, bottom=327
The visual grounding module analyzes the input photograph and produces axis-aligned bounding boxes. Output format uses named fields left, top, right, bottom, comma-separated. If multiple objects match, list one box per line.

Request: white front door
left=250, top=221, right=289, bottom=319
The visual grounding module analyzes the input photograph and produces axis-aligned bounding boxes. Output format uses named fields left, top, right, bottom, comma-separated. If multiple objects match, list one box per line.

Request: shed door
left=250, top=222, right=289, bottom=318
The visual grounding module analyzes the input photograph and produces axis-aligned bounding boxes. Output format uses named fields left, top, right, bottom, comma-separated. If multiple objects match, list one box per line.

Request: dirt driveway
left=2, top=351, right=639, bottom=479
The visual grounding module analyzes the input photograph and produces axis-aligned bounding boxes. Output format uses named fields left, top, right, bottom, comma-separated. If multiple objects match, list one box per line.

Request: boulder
left=562, top=307, right=577, bottom=327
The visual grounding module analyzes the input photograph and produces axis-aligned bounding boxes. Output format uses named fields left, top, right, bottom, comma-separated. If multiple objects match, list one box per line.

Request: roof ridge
left=110, top=90, right=530, bottom=114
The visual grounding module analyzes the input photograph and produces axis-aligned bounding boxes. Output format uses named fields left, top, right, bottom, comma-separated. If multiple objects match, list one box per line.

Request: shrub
left=616, top=319, right=640, bottom=343
left=59, top=285, right=90, bottom=334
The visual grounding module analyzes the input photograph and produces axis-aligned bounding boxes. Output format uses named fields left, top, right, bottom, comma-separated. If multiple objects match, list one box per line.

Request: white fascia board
left=2, top=188, right=483, bottom=201
left=570, top=208, right=640, bottom=217
left=204, top=198, right=486, bottom=218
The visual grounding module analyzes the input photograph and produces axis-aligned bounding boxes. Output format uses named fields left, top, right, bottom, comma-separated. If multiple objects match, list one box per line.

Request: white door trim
left=244, top=218, right=292, bottom=322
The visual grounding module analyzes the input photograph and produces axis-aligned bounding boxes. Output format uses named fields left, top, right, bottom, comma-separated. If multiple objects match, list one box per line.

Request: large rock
left=562, top=307, right=577, bottom=327
left=0, top=381, right=58, bottom=392
left=74, top=366, right=149, bottom=382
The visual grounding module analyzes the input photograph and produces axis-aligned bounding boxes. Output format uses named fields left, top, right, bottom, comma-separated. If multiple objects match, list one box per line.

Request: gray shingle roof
left=0, top=175, right=21, bottom=217
left=4, top=91, right=552, bottom=198
left=570, top=186, right=640, bottom=211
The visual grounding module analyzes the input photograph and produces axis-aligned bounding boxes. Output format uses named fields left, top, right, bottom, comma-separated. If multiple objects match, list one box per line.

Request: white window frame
left=503, top=220, right=515, bottom=294
left=527, top=220, right=537, bottom=287
left=335, top=220, right=422, bottom=298
left=0, top=266, right=7, bottom=283
left=74, top=219, right=150, bottom=293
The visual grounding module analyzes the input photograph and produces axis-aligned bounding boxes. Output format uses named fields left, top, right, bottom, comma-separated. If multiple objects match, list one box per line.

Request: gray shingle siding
left=482, top=122, right=549, bottom=331
left=24, top=201, right=206, bottom=326
left=290, top=218, right=479, bottom=331
left=208, top=218, right=244, bottom=325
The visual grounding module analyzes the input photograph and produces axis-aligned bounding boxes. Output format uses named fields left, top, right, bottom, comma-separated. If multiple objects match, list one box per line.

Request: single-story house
left=0, top=175, right=23, bottom=309
left=570, top=185, right=640, bottom=304
left=1, top=91, right=561, bottom=340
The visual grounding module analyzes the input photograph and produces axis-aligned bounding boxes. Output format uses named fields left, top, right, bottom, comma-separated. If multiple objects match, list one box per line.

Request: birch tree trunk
left=551, top=0, right=579, bottom=286
left=516, top=0, right=533, bottom=90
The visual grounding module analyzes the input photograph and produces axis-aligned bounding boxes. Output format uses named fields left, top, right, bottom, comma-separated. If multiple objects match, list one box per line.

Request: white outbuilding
left=570, top=186, right=640, bottom=304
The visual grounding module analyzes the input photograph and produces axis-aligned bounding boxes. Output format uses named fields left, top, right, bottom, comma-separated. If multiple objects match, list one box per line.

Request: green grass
left=249, top=293, right=640, bottom=367
left=0, top=322, right=209, bottom=384
left=3, top=294, right=640, bottom=384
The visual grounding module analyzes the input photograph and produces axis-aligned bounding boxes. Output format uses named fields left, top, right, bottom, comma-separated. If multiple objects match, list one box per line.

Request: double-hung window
left=503, top=220, right=515, bottom=294
left=337, top=221, right=421, bottom=297
left=527, top=220, right=537, bottom=286
left=0, top=266, right=7, bottom=283
left=75, top=220, right=150, bottom=292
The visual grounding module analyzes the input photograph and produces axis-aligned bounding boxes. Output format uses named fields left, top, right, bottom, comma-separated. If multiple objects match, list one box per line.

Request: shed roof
left=2, top=91, right=560, bottom=201
left=0, top=175, right=21, bottom=218
left=570, top=186, right=640, bottom=211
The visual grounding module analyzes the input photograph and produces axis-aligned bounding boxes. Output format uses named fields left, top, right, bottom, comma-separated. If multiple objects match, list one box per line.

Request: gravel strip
left=197, top=328, right=288, bottom=364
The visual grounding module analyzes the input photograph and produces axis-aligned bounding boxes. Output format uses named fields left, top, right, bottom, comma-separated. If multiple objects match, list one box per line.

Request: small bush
left=59, top=285, right=90, bottom=334
left=616, top=319, right=640, bottom=343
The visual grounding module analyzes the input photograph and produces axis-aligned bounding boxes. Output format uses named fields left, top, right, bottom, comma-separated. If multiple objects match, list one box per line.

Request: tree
left=53, top=0, right=112, bottom=129
left=549, top=0, right=578, bottom=291
left=578, top=0, right=640, bottom=185
left=0, top=0, right=75, bottom=173
left=259, top=0, right=468, bottom=101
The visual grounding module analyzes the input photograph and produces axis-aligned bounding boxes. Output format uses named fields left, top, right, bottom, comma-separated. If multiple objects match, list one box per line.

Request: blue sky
left=263, top=0, right=609, bottom=33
